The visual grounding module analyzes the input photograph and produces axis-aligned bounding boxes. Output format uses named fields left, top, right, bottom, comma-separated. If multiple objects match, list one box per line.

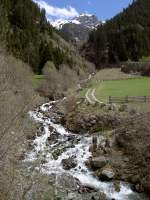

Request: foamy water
left=25, top=102, right=147, bottom=200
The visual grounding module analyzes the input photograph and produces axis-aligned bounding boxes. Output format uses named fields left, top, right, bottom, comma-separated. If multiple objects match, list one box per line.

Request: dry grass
left=92, top=68, right=137, bottom=82
left=38, top=62, right=79, bottom=99
left=0, top=51, right=47, bottom=200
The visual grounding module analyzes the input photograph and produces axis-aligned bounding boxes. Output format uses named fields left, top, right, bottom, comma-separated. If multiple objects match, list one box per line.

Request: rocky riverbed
left=24, top=100, right=149, bottom=200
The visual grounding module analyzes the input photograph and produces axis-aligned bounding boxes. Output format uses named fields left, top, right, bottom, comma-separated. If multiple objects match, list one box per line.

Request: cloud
left=33, top=0, right=79, bottom=19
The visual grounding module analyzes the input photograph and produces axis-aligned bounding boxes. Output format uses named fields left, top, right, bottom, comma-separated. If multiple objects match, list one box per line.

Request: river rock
left=135, top=184, right=144, bottom=193
left=67, top=191, right=108, bottom=200
left=78, top=184, right=98, bottom=194
left=26, top=133, right=36, bottom=140
left=62, top=158, right=77, bottom=170
left=99, top=168, right=115, bottom=181
left=56, top=173, right=80, bottom=191
left=49, top=125, right=55, bottom=132
left=47, top=132, right=59, bottom=144
left=52, top=148, right=64, bottom=160
left=67, top=135, right=76, bottom=142
left=91, top=136, right=98, bottom=152
left=90, top=156, right=107, bottom=169
left=92, top=136, right=98, bottom=146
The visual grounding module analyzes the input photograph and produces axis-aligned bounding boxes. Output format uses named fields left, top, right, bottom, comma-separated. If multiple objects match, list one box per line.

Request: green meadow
left=94, top=78, right=150, bottom=102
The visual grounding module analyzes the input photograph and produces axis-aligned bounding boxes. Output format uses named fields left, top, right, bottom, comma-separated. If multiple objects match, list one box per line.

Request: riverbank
left=23, top=99, right=149, bottom=200
left=60, top=98, right=150, bottom=197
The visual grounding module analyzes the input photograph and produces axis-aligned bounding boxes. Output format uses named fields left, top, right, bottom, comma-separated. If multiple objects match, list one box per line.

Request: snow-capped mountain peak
left=50, top=19, right=69, bottom=29
left=74, top=14, right=100, bottom=29
left=51, top=13, right=100, bottom=30
left=50, top=13, right=101, bottom=44
left=50, top=18, right=81, bottom=29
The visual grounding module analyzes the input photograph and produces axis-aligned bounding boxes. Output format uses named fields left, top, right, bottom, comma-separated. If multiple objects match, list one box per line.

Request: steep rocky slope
left=58, top=14, right=101, bottom=44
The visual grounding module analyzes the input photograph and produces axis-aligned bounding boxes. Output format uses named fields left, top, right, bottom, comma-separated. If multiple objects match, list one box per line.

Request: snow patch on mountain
left=71, top=19, right=81, bottom=25
left=50, top=18, right=81, bottom=29
left=50, top=19, right=69, bottom=29
left=50, top=13, right=100, bottom=30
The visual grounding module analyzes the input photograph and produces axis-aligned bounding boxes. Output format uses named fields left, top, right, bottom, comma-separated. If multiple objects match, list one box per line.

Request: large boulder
left=90, top=156, right=107, bottom=169
left=62, top=157, right=77, bottom=170
left=56, top=173, right=80, bottom=191
left=67, top=191, right=108, bottom=200
left=47, top=132, right=59, bottom=144
left=99, top=167, right=115, bottom=181
left=48, top=173, right=108, bottom=200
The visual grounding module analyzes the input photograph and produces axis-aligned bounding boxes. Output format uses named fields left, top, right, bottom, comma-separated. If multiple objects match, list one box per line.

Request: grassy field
left=91, top=68, right=137, bottom=82
left=94, top=78, right=150, bottom=102
left=80, top=68, right=136, bottom=97
left=80, top=69, right=150, bottom=104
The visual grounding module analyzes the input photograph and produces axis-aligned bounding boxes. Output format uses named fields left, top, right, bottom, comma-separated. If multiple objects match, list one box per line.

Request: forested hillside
left=0, top=0, right=92, bottom=75
left=0, top=1, right=94, bottom=198
left=82, top=0, right=150, bottom=67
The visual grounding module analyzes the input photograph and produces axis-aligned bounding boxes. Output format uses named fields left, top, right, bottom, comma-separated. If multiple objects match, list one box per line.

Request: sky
left=33, top=0, right=133, bottom=22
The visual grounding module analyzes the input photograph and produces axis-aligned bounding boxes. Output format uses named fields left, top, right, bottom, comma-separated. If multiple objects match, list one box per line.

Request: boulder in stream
left=56, top=173, right=80, bottom=191
left=90, top=156, right=108, bottom=169
left=47, top=132, right=59, bottom=144
left=62, top=157, right=77, bottom=170
left=67, top=191, right=108, bottom=200
left=99, top=167, right=115, bottom=181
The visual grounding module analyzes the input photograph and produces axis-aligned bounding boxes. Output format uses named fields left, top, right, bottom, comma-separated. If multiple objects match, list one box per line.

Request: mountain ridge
left=53, top=14, right=101, bottom=44
left=51, top=13, right=100, bottom=30
left=82, top=0, right=150, bottom=67
left=0, top=0, right=94, bottom=76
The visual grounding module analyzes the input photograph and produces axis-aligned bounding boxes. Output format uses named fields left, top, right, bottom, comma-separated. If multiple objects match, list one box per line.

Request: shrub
left=42, top=61, right=56, bottom=74
left=0, top=51, right=44, bottom=200
left=64, top=96, right=77, bottom=113
left=121, top=62, right=150, bottom=76
left=38, top=62, right=78, bottom=100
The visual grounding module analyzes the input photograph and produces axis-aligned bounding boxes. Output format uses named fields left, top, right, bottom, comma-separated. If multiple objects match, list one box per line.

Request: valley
left=0, top=0, right=150, bottom=200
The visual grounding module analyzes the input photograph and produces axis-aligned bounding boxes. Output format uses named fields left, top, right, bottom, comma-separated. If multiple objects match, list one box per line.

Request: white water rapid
left=25, top=101, right=147, bottom=200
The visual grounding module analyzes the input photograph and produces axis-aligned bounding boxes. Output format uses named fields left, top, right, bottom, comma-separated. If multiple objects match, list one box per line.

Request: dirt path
left=85, top=88, right=105, bottom=105
left=85, top=89, right=95, bottom=104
